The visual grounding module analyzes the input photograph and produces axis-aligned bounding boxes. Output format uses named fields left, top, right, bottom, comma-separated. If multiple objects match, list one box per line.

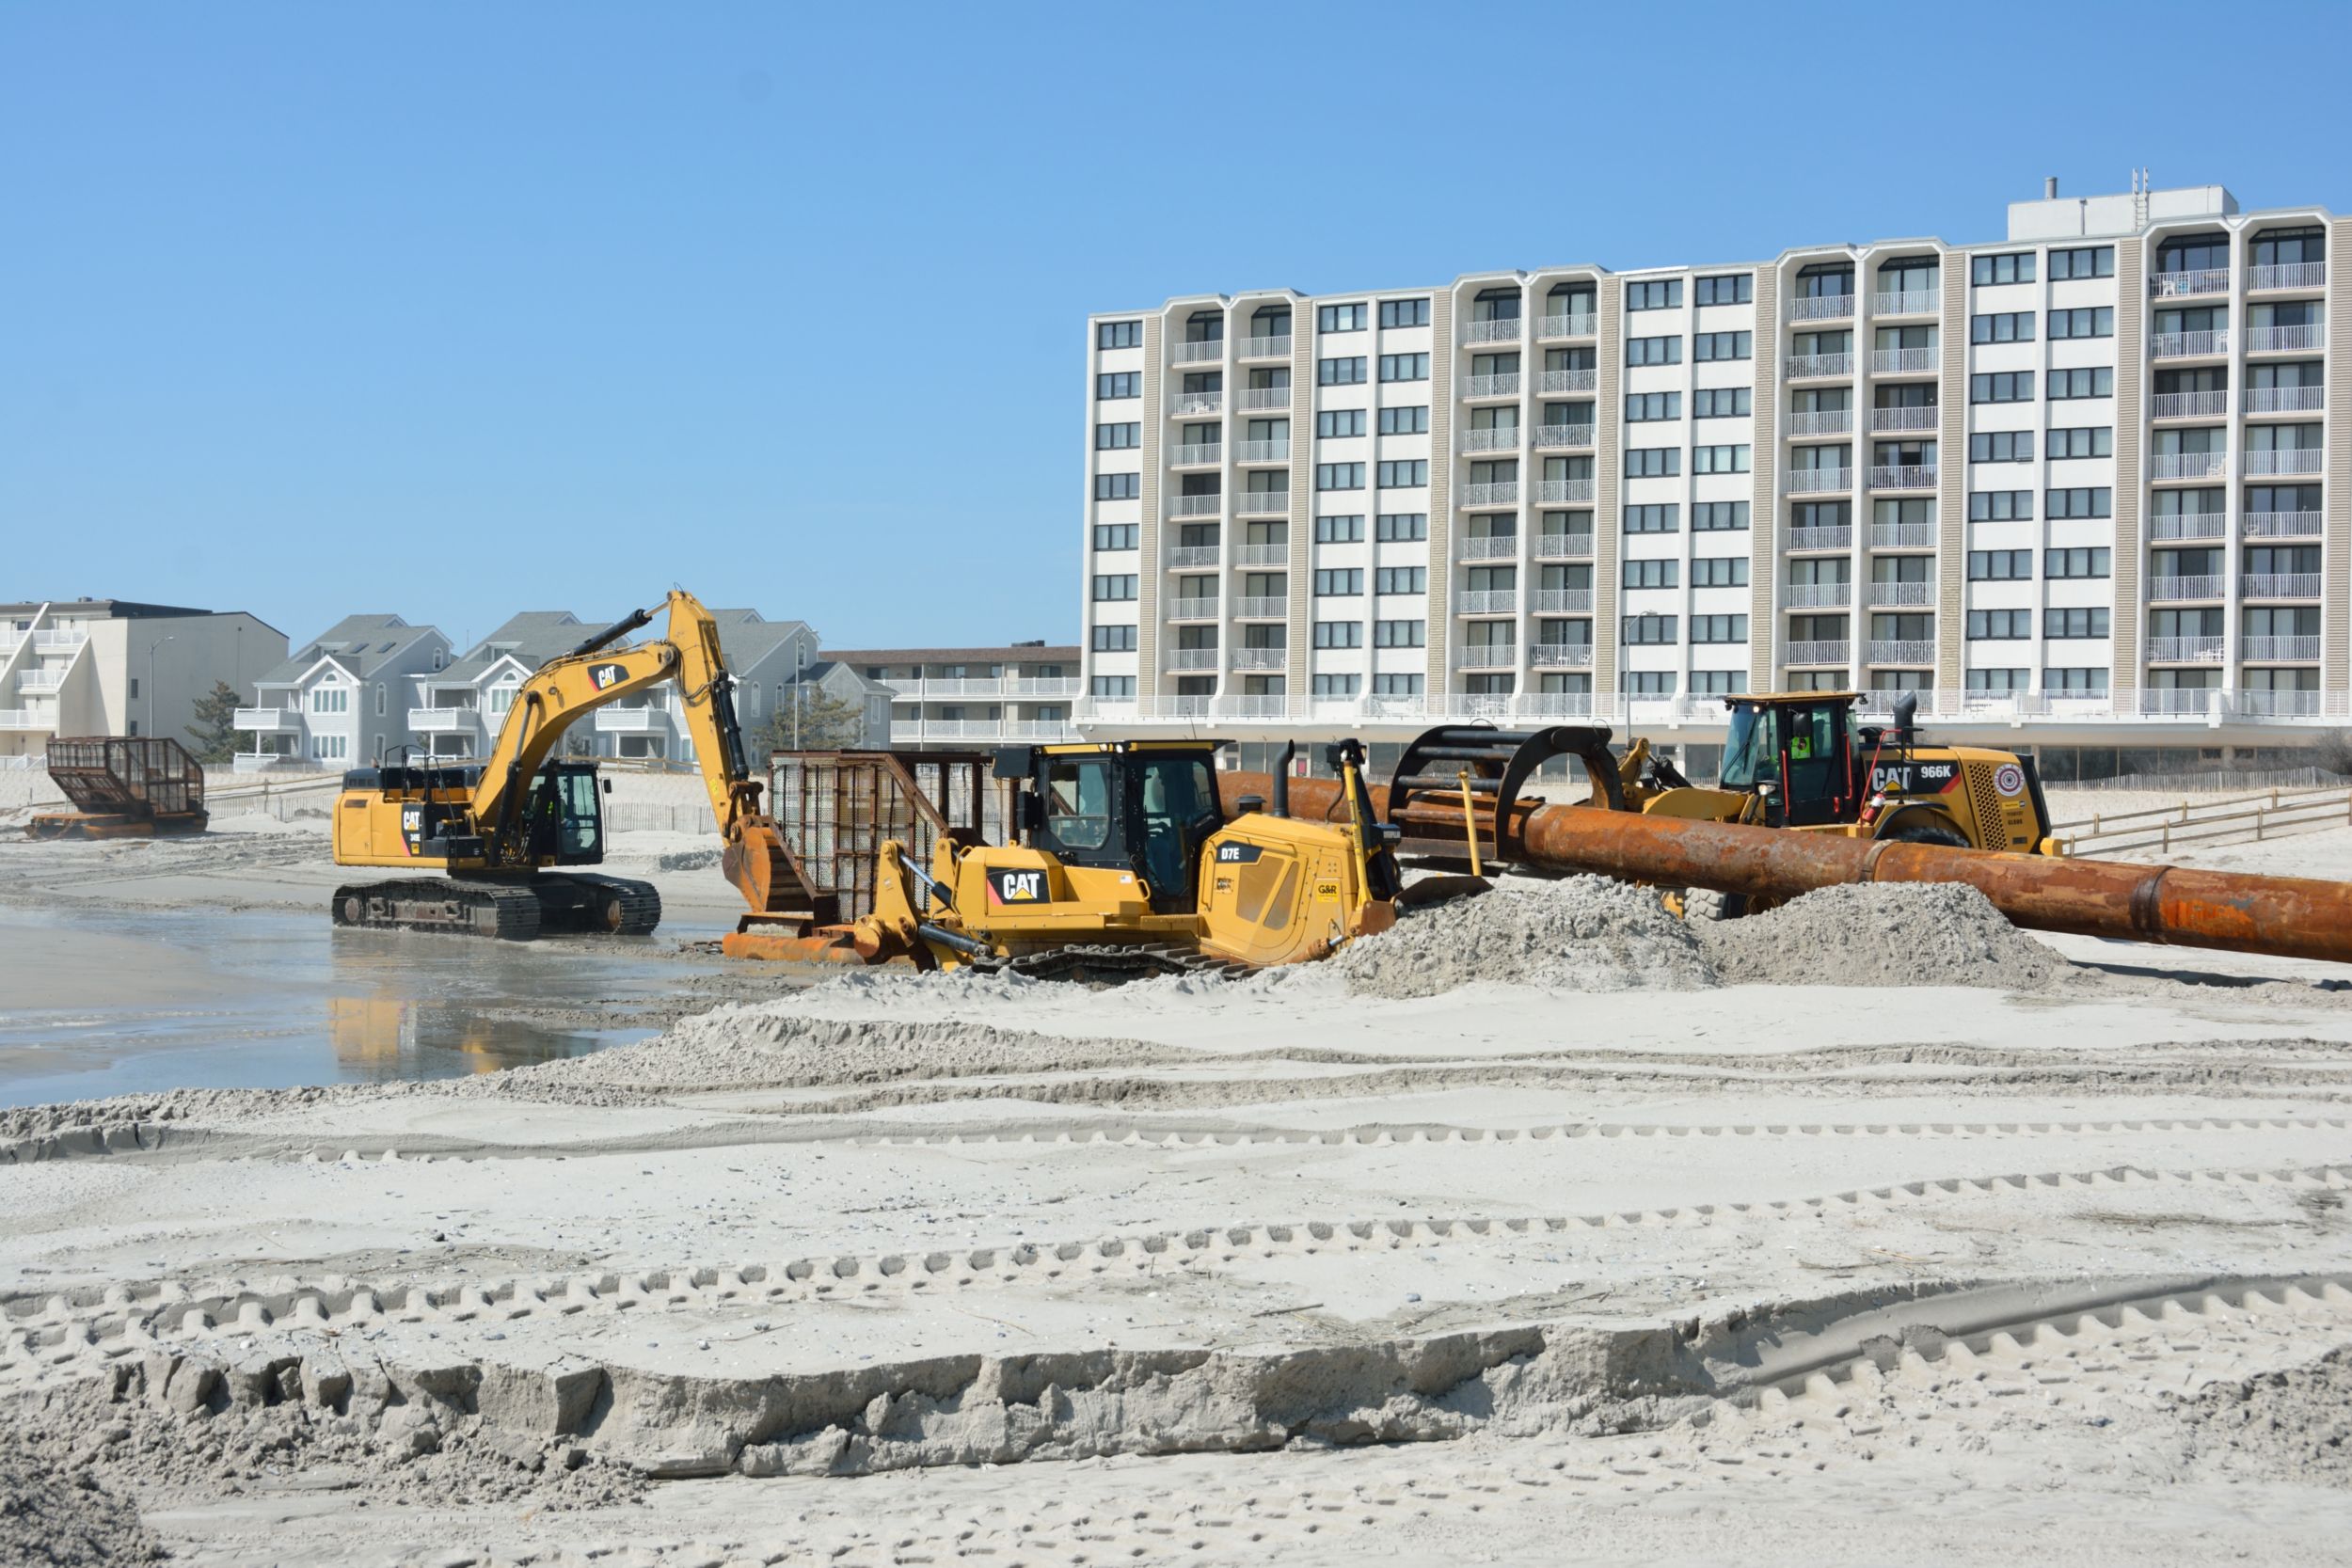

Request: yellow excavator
left=329, top=590, right=809, bottom=941
left=832, top=736, right=1410, bottom=979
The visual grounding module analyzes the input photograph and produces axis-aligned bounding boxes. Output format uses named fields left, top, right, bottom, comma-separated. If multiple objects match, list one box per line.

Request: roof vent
left=2044, top=176, right=2058, bottom=198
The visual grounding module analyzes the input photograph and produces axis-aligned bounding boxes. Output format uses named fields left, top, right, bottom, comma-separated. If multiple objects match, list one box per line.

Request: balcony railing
left=1872, top=404, right=1941, bottom=434
left=1234, top=489, right=1291, bottom=515
left=2246, top=448, right=2324, bottom=475
left=1167, top=493, right=1222, bottom=517
left=1537, top=368, right=1597, bottom=394
left=1867, top=640, right=1934, bottom=665
left=2244, top=635, right=2323, bottom=662
left=1234, top=438, right=1289, bottom=463
left=1171, top=339, right=1223, bottom=365
left=1465, top=316, right=1523, bottom=344
left=1218, top=695, right=1290, bottom=718
left=2151, top=268, right=2231, bottom=298
left=2137, top=689, right=2219, bottom=717
left=1462, top=425, right=1521, bottom=452
left=1785, top=640, right=1851, bottom=665
left=1163, top=695, right=1213, bottom=719
left=2148, top=637, right=2225, bottom=662
left=1168, top=545, right=1218, bottom=568
left=2246, top=385, right=2326, bottom=414
left=1538, top=311, right=1597, bottom=340
left=1530, top=588, right=1592, bottom=613
left=1786, top=581, right=1851, bottom=609
left=1868, top=464, right=1937, bottom=491
left=2244, top=510, right=2322, bottom=538
left=1871, top=289, right=1938, bottom=316
left=1533, top=422, right=1594, bottom=450
left=1011, top=677, right=1085, bottom=698
left=1457, top=590, right=1518, bottom=614
left=1534, top=531, right=1594, bottom=558
left=1788, top=526, right=1853, bottom=551
left=1789, top=294, right=1854, bottom=322
left=1529, top=642, right=1595, bottom=669
left=1171, top=442, right=1221, bottom=467
left=407, top=706, right=478, bottom=732
left=1239, top=334, right=1292, bottom=360
left=1453, top=644, right=1518, bottom=671
left=1871, top=523, right=1936, bottom=550
left=2148, top=575, right=2224, bottom=600
left=1238, top=386, right=1290, bottom=411
left=1869, top=347, right=1937, bottom=375
left=1785, top=352, right=1854, bottom=379
left=234, top=706, right=294, bottom=731
left=924, top=677, right=1007, bottom=697
left=1231, top=647, right=1287, bottom=671
left=1167, top=647, right=1217, bottom=671
left=1231, top=595, right=1286, bottom=619
left=1169, top=391, right=1224, bottom=417
left=1867, top=579, right=1931, bottom=608
left=1517, top=691, right=1595, bottom=716
left=2246, top=325, right=2323, bottom=354
left=2152, top=329, right=2229, bottom=358
left=1464, top=372, right=1521, bottom=398
left=2151, top=512, right=2227, bottom=541
left=1459, top=534, right=1518, bottom=561
left=2151, top=451, right=2228, bottom=481
left=15, top=668, right=67, bottom=692
left=32, top=630, right=86, bottom=651
left=1461, top=481, right=1520, bottom=505
left=2242, top=573, right=2324, bottom=599
left=232, top=751, right=297, bottom=772
left=1167, top=597, right=1219, bottom=622
left=1534, top=478, right=1594, bottom=503
left=2152, top=390, right=2229, bottom=420
left=2249, top=262, right=2327, bottom=293
left=1785, top=467, right=1852, bottom=495
left=1235, top=542, right=1288, bottom=567
left=0, top=708, right=52, bottom=730
left=1792, top=409, right=1854, bottom=436
left=595, top=706, right=663, bottom=733
left=2233, top=689, right=2324, bottom=717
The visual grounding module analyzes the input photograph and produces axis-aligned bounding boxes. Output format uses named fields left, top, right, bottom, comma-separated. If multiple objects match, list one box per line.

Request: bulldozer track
left=7, top=1161, right=2346, bottom=1394
left=991, top=942, right=1255, bottom=985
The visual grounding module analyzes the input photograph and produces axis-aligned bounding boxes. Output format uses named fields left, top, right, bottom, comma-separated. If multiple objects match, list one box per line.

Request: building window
left=2048, top=245, right=2115, bottom=280
left=373, top=685, right=387, bottom=717
left=308, top=734, right=348, bottom=761
left=1625, top=503, right=1680, bottom=533
left=1966, top=609, right=2032, bottom=640
left=1691, top=614, right=1748, bottom=643
left=1969, top=372, right=2035, bottom=404
left=2045, top=547, right=2110, bottom=578
left=1692, top=501, right=1749, bottom=531
left=1691, top=556, right=1749, bottom=586
left=1626, top=279, right=1682, bottom=310
left=1693, top=330, right=1752, bottom=361
left=1315, top=515, right=1365, bottom=543
left=1319, top=303, right=1368, bottom=333
left=2046, top=427, right=2112, bottom=459
left=1375, top=513, right=1428, bottom=541
left=1626, top=391, right=1680, bottom=421
left=1094, top=472, right=1140, bottom=500
left=1096, top=320, right=1142, bottom=349
left=1694, top=274, right=1752, bottom=306
left=1090, top=675, right=1136, bottom=698
left=1091, top=575, right=1138, bottom=601
left=1314, top=568, right=1363, bottom=595
left=1311, top=673, right=1361, bottom=698
left=2048, top=308, right=2115, bottom=340
left=1970, top=252, right=2035, bottom=286
left=1091, top=625, right=1137, bottom=651
left=1375, top=566, right=1426, bottom=594
left=1096, top=422, right=1142, bottom=449
left=1318, top=409, right=1366, bottom=437
left=1378, top=353, right=1430, bottom=382
left=2045, top=608, right=2110, bottom=639
left=2048, top=367, right=2115, bottom=401
left=1374, top=620, right=1425, bottom=648
left=309, top=685, right=349, bottom=714
left=1318, top=356, right=1367, bottom=385
left=1092, top=523, right=1138, bottom=550
left=2043, top=668, right=2108, bottom=694
left=1377, top=405, right=1429, bottom=435
left=1694, top=388, right=1750, bottom=419
left=1376, top=460, right=1428, bottom=488
left=1096, top=372, right=1139, bottom=400
left=1626, top=448, right=1679, bottom=478
left=1969, top=432, right=2034, bottom=463
left=1967, top=549, right=2032, bottom=580
left=1624, top=559, right=1678, bottom=589
left=1693, top=445, right=1750, bottom=474
left=1967, top=490, right=2034, bottom=521
left=1378, top=298, right=1430, bottom=328
left=1626, top=336, right=1682, bottom=366
left=1373, top=673, right=1424, bottom=695
left=2046, top=487, right=2112, bottom=519
left=1622, top=614, right=1679, bottom=644
left=1313, top=621, right=1363, bottom=648
left=1970, top=312, right=2036, bottom=343
left=1316, top=463, right=1364, bottom=491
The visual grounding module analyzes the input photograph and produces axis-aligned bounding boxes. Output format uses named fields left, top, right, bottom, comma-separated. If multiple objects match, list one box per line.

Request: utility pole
left=146, top=635, right=175, bottom=739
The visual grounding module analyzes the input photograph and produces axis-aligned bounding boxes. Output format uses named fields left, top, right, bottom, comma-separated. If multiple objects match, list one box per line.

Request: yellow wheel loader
left=837, top=737, right=1408, bottom=979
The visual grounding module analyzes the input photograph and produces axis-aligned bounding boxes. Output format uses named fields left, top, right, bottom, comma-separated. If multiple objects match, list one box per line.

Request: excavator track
left=327, top=874, right=660, bottom=942
left=990, top=942, right=1253, bottom=986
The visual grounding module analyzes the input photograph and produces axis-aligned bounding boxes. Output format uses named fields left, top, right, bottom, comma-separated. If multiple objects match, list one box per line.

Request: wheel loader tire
left=1883, top=818, right=1971, bottom=849
left=1683, top=886, right=1750, bottom=922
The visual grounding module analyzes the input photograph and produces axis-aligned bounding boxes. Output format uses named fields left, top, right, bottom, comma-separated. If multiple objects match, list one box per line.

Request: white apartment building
left=1078, top=180, right=2349, bottom=779
left=827, top=642, right=1082, bottom=748
left=239, top=614, right=452, bottom=770
left=0, top=598, right=287, bottom=758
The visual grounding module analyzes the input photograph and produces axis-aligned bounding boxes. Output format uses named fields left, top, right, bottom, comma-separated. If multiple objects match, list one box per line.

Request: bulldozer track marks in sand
left=8, top=1161, right=2348, bottom=1396
left=6, top=1112, right=2347, bottom=1168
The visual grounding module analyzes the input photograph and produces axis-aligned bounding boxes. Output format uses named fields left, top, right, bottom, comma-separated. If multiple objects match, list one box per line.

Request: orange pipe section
left=1226, top=772, right=2352, bottom=966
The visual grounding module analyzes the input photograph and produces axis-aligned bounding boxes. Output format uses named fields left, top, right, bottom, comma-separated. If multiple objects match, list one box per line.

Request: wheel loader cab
left=1719, top=695, right=1858, bottom=828
left=1014, top=743, right=1226, bottom=914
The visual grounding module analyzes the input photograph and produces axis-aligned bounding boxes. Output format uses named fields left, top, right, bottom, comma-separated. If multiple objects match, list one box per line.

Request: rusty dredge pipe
left=1227, top=772, right=2352, bottom=967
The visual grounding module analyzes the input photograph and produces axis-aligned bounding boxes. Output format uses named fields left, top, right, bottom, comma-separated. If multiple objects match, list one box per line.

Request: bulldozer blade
left=1395, top=873, right=1494, bottom=911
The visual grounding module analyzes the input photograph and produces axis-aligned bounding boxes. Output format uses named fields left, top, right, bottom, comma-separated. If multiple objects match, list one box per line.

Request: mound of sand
left=2168, top=1344, right=2352, bottom=1484
left=0, top=1437, right=158, bottom=1566
left=1704, top=881, right=2066, bottom=990
left=1335, top=877, right=1716, bottom=998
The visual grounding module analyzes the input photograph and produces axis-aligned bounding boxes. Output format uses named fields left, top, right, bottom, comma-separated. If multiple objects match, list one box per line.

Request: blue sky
left=4, top=1, right=2348, bottom=652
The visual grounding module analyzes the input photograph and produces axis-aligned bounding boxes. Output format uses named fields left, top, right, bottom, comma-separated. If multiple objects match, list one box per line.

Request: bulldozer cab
left=1010, top=741, right=1225, bottom=914
left=1719, top=693, right=1860, bottom=828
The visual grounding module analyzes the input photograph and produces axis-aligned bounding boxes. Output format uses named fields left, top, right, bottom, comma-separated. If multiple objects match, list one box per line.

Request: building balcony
left=1867, top=639, right=1934, bottom=665
left=1238, top=386, right=1290, bottom=412
left=2246, top=448, right=2324, bottom=476
left=1870, top=289, right=1939, bottom=316
left=2249, top=262, right=2328, bottom=293
left=1234, top=490, right=1290, bottom=515
left=1459, top=534, right=1518, bottom=562
left=1464, top=316, right=1523, bottom=344
left=1453, top=644, right=1518, bottom=672
left=1871, top=404, right=1940, bottom=435
left=1170, top=441, right=1221, bottom=468
left=1239, top=334, right=1292, bottom=361
left=2148, top=575, right=2224, bottom=601
left=1785, top=467, right=1852, bottom=496
left=1871, top=522, right=1936, bottom=550
left=15, top=668, right=67, bottom=692
left=1011, top=677, right=1084, bottom=698
left=1230, top=647, right=1287, bottom=671
left=1868, top=464, right=1937, bottom=491
left=2244, top=510, right=2322, bottom=539
left=1462, top=425, right=1522, bottom=452
left=1517, top=691, right=1595, bottom=718
left=2137, top=689, right=2220, bottom=717
left=1788, top=525, right=1853, bottom=552
left=1234, top=542, right=1288, bottom=567
left=1168, top=545, right=1219, bottom=568
left=1161, top=694, right=1213, bottom=719
left=2233, top=689, right=2325, bottom=718
left=1534, top=531, right=1594, bottom=559
left=1169, top=390, right=1224, bottom=417
left=2151, top=268, right=2232, bottom=299
left=1792, top=409, right=1854, bottom=436
left=1167, top=597, right=1219, bottom=623
left=2151, top=451, right=2228, bottom=481
left=1171, top=339, right=1223, bottom=366
left=1789, top=294, right=1854, bottom=323
left=1464, top=372, right=1521, bottom=399
left=1534, top=422, right=1595, bottom=451
left=1530, top=587, right=1592, bottom=613
left=1785, top=352, right=1854, bottom=379
left=1166, top=647, right=1217, bottom=672
left=1166, top=493, right=1222, bottom=518
left=2152, top=329, right=2229, bottom=358
left=1461, top=481, right=1520, bottom=505
left=0, top=706, right=56, bottom=730
left=1234, top=438, right=1289, bottom=465
left=1786, top=640, right=1851, bottom=665
left=33, top=629, right=87, bottom=652
left=2151, top=512, right=2227, bottom=541
left=1786, top=582, right=1851, bottom=609
left=1536, top=368, right=1597, bottom=395
left=1868, top=347, right=1937, bottom=375
left=1216, top=695, right=1290, bottom=719
left=234, top=706, right=296, bottom=731
left=1003, top=721, right=1082, bottom=742
left=1528, top=641, right=1595, bottom=669
left=2246, top=325, right=2323, bottom=355
left=2244, top=635, right=2323, bottom=662
left=2148, top=637, right=2225, bottom=663
left=2246, top=385, right=2326, bottom=415
left=595, top=705, right=665, bottom=733
left=407, top=706, right=478, bottom=733
left=1231, top=595, right=1286, bottom=620
left=1456, top=589, right=1518, bottom=615
left=1538, top=311, right=1597, bottom=341
left=928, top=677, right=1009, bottom=698
left=1534, top=478, right=1594, bottom=503
left=231, top=751, right=298, bottom=772
left=2242, top=572, right=2324, bottom=599
left=1866, top=579, right=1931, bottom=608
left=2151, top=390, right=2229, bottom=420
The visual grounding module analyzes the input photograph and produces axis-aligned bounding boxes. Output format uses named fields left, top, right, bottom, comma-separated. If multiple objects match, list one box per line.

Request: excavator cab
left=1719, top=694, right=1859, bottom=828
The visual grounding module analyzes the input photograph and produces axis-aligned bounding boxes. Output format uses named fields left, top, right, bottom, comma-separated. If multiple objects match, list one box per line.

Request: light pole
left=146, top=635, right=175, bottom=740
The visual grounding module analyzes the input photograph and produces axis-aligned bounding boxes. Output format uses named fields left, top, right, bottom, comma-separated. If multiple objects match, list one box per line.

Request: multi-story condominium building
left=1079, top=180, right=2349, bottom=778
left=239, top=614, right=451, bottom=770
left=0, top=598, right=287, bottom=759
left=827, top=642, right=1083, bottom=748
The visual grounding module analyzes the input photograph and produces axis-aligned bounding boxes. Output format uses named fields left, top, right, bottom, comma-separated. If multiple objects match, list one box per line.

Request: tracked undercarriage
left=328, top=873, right=661, bottom=941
